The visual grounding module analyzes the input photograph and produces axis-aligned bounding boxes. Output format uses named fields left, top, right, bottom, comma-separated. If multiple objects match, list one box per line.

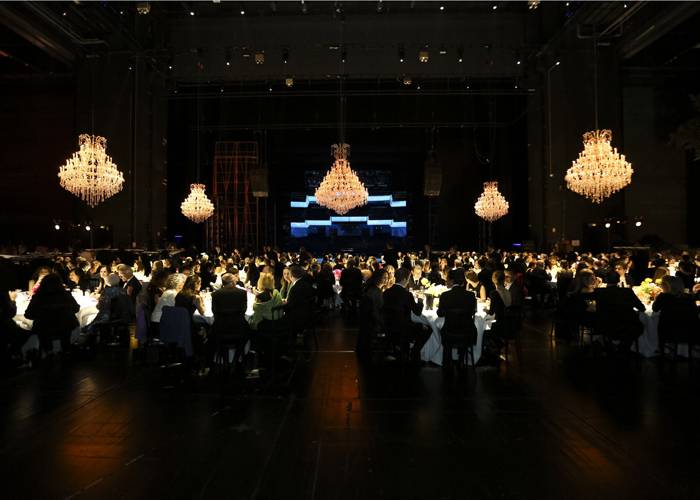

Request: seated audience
left=437, top=273, right=477, bottom=366
left=250, top=273, right=283, bottom=330
left=117, top=264, right=142, bottom=304
left=25, top=273, right=79, bottom=353
left=382, top=267, right=430, bottom=361
left=151, top=273, right=186, bottom=324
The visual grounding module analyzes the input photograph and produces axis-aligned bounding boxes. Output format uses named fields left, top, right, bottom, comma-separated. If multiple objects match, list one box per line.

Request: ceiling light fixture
left=59, top=135, right=124, bottom=207
left=565, top=39, right=633, bottom=203
left=474, top=181, right=509, bottom=222
left=181, top=184, right=214, bottom=223
left=315, top=144, right=368, bottom=215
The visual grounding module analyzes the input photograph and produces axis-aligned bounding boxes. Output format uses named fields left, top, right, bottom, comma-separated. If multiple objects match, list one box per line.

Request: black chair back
left=441, top=308, right=477, bottom=346
left=109, top=294, right=134, bottom=324
left=658, top=298, right=700, bottom=344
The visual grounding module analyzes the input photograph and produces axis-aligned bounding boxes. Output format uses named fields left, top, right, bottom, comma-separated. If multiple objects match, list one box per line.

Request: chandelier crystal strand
left=181, top=183, right=215, bottom=223
left=314, top=143, right=368, bottom=215
left=58, top=134, right=124, bottom=207
left=474, top=181, right=509, bottom=222
left=565, top=129, right=633, bottom=204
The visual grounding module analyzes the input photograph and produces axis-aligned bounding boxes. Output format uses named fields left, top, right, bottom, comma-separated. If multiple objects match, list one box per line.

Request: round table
left=13, top=290, right=99, bottom=354
left=412, top=301, right=494, bottom=366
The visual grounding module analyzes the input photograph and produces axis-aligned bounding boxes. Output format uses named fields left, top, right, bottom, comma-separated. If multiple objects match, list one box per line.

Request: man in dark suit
left=406, top=264, right=424, bottom=291
left=437, top=274, right=477, bottom=366
left=117, top=264, right=142, bottom=305
left=340, top=259, right=363, bottom=311
left=212, top=273, right=249, bottom=336
left=284, top=264, right=316, bottom=334
left=594, top=273, right=646, bottom=349
left=382, top=267, right=430, bottom=361
left=612, top=261, right=635, bottom=288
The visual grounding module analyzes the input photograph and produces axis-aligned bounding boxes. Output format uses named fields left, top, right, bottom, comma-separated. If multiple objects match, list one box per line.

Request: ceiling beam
left=0, top=3, right=76, bottom=65
left=618, top=2, right=700, bottom=60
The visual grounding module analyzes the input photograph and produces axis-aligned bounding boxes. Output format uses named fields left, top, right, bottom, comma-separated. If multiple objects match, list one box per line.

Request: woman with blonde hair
left=279, top=266, right=292, bottom=300
left=250, top=272, right=283, bottom=330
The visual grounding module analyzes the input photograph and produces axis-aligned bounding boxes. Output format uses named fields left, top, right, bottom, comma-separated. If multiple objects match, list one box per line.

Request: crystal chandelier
left=315, top=143, right=368, bottom=215
left=474, top=181, right=509, bottom=222
left=565, top=129, right=633, bottom=204
left=181, top=183, right=214, bottom=223
left=58, top=134, right=124, bottom=207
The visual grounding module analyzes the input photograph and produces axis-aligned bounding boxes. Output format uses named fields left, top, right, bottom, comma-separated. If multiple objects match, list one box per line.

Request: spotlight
left=439, top=5, right=445, bottom=11
left=555, top=60, right=561, bottom=66
left=439, top=44, right=447, bottom=56
left=190, top=11, right=195, bottom=16
left=398, top=46, right=405, bottom=63
left=85, top=225, right=92, bottom=232
left=516, top=59, right=521, bottom=65
left=301, top=0, right=307, bottom=14
left=604, top=222, right=611, bottom=229
left=282, top=48, right=289, bottom=64
left=402, top=75, right=412, bottom=86
left=240, top=9, right=245, bottom=15
left=341, top=49, right=346, bottom=63
left=457, top=47, right=464, bottom=63
left=62, top=11, right=67, bottom=17
left=492, top=4, right=498, bottom=10
left=635, top=220, right=642, bottom=227
left=377, top=0, right=383, bottom=13
left=285, top=77, right=294, bottom=87
left=418, top=49, right=429, bottom=63
left=268, top=86, right=272, bottom=92
left=623, top=3, right=628, bottom=8
left=220, top=88, right=224, bottom=93
left=226, top=61, right=230, bottom=67
left=416, top=84, right=421, bottom=90
left=54, top=224, right=60, bottom=231
left=255, top=51, right=265, bottom=65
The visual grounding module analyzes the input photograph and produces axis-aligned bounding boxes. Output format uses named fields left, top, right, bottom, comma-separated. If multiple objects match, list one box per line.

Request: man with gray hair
left=117, top=264, right=142, bottom=304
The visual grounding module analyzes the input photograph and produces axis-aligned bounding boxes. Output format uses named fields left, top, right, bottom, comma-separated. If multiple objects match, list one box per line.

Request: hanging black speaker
left=423, top=154, right=442, bottom=197
left=249, top=164, right=269, bottom=197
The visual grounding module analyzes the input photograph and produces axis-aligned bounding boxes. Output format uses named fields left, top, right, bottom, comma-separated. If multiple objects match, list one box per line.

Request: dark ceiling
left=0, top=2, right=697, bottom=78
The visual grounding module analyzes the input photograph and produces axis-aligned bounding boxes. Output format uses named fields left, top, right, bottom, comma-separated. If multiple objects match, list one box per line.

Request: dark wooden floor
left=2, top=314, right=700, bottom=500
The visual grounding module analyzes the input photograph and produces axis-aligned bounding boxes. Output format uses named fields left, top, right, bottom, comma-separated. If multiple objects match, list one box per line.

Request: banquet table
left=635, top=304, right=692, bottom=358
left=412, top=301, right=494, bottom=366
left=194, top=288, right=256, bottom=325
left=13, top=290, right=99, bottom=354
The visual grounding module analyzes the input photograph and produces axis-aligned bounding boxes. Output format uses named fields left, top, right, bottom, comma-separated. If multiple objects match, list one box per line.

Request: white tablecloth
left=13, top=291, right=99, bottom=330
left=412, top=301, right=494, bottom=366
left=636, top=306, right=689, bottom=358
left=133, top=272, right=151, bottom=283
left=13, top=291, right=99, bottom=354
left=194, top=289, right=256, bottom=325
